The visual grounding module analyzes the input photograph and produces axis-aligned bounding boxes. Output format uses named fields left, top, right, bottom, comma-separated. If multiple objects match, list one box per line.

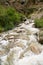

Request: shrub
left=0, top=5, right=24, bottom=32
left=0, top=26, right=4, bottom=32
left=35, top=18, right=43, bottom=28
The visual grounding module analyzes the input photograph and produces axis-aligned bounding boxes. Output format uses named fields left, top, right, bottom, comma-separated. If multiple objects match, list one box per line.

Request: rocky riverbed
left=0, top=19, right=43, bottom=65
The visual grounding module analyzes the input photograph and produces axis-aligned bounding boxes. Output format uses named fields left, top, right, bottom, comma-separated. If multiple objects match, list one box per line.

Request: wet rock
left=24, top=19, right=29, bottom=25
left=17, top=29, right=26, bottom=33
left=15, top=39, right=28, bottom=49
left=0, top=49, right=5, bottom=56
left=39, top=30, right=43, bottom=44
left=4, top=32, right=19, bottom=40
left=20, top=34, right=28, bottom=40
left=30, top=43, right=41, bottom=54
left=0, top=47, right=9, bottom=56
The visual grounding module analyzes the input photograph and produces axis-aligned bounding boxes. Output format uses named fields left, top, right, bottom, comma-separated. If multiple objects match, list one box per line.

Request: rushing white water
left=0, top=19, right=43, bottom=65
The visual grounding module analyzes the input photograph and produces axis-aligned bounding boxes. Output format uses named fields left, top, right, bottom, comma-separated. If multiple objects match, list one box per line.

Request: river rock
left=4, top=32, right=19, bottom=40
left=39, top=30, right=43, bottom=44
left=30, top=43, right=41, bottom=54
left=17, top=29, right=26, bottom=33
left=0, top=48, right=5, bottom=56
left=15, top=39, right=28, bottom=49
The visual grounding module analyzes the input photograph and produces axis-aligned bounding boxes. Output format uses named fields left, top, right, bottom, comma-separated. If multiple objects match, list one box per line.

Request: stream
left=0, top=19, right=43, bottom=65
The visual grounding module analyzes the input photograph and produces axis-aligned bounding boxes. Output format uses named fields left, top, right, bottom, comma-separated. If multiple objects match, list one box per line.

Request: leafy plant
left=0, top=5, right=24, bottom=32
left=35, top=18, right=43, bottom=28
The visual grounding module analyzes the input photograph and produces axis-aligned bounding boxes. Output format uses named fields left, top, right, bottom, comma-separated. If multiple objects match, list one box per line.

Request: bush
left=0, top=26, right=4, bottom=32
left=35, top=18, right=43, bottom=28
left=0, top=5, right=24, bottom=32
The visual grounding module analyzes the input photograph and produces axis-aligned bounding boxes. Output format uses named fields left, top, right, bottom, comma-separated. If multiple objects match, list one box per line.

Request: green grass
left=35, top=18, right=43, bottom=28
left=0, top=5, right=24, bottom=32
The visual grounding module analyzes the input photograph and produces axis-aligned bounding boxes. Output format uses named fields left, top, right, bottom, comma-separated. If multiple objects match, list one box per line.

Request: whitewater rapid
left=0, top=19, right=43, bottom=65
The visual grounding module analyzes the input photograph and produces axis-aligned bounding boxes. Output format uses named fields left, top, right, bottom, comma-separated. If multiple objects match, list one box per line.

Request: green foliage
left=35, top=18, right=43, bottom=28
left=0, top=5, right=24, bottom=32
left=0, top=26, right=4, bottom=32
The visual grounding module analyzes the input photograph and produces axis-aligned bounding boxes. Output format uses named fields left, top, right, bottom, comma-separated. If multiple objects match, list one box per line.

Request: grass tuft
left=35, top=18, right=43, bottom=28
